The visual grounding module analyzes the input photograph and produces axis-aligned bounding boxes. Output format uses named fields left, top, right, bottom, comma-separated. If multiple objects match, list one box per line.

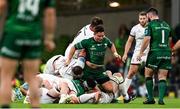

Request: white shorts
left=40, top=88, right=55, bottom=104
left=98, top=92, right=113, bottom=104
left=131, top=51, right=148, bottom=64
left=44, top=55, right=62, bottom=75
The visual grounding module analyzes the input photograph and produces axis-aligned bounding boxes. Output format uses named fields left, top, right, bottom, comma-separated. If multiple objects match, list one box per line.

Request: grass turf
left=10, top=97, right=180, bottom=108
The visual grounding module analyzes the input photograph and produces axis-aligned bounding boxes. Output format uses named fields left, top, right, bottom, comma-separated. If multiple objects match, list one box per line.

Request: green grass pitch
left=11, top=98, right=180, bottom=108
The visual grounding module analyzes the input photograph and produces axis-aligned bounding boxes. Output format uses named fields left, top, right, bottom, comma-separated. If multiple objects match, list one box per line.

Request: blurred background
left=0, top=0, right=180, bottom=99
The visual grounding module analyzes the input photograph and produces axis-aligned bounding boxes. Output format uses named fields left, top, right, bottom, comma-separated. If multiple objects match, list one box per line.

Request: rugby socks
left=158, top=80, right=167, bottom=102
left=123, top=78, right=132, bottom=100
left=145, top=77, right=154, bottom=101
left=124, top=78, right=132, bottom=92
left=79, top=93, right=96, bottom=103
left=119, top=82, right=129, bottom=100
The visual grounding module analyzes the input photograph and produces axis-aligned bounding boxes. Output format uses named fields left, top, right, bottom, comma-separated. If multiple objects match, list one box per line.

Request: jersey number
left=161, top=30, right=165, bottom=43
left=18, top=0, right=40, bottom=16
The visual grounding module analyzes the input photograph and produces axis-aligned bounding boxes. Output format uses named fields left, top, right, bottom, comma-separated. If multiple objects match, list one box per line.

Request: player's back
left=4, top=0, right=55, bottom=35
left=145, top=19, right=171, bottom=51
left=37, top=74, right=61, bottom=87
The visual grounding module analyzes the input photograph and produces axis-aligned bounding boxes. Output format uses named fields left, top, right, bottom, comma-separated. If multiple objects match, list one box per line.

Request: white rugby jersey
left=37, top=74, right=62, bottom=88
left=130, top=24, right=149, bottom=52
left=71, top=24, right=94, bottom=46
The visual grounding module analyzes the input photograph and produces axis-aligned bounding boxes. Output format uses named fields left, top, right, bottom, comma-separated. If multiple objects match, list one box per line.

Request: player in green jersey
left=65, top=25, right=121, bottom=93
left=137, top=7, right=172, bottom=105
left=0, top=0, right=56, bottom=108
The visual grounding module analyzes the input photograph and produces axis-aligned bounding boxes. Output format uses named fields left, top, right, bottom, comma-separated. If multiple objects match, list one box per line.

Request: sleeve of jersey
left=45, top=0, right=56, bottom=8
left=74, top=39, right=87, bottom=50
left=144, top=24, right=151, bottom=37
left=130, top=27, right=136, bottom=37
left=106, top=37, right=113, bottom=48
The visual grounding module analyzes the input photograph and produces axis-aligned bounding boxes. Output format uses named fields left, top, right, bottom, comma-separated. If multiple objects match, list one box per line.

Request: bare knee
left=101, top=81, right=113, bottom=93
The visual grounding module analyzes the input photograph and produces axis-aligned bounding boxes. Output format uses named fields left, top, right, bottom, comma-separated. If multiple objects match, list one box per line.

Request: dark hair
left=72, top=66, right=83, bottom=75
left=139, top=11, right=147, bottom=16
left=94, top=25, right=104, bottom=33
left=86, top=77, right=96, bottom=88
left=90, top=16, right=103, bottom=27
left=147, top=7, right=158, bottom=15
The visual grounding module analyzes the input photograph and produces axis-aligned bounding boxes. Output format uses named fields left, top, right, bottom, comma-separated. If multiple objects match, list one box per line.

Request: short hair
left=90, top=16, right=103, bottom=27
left=72, top=66, right=83, bottom=75
left=139, top=11, right=147, bottom=16
left=86, top=77, right=96, bottom=88
left=94, top=25, right=104, bottom=33
left=146, top=7, right=158, bottom=15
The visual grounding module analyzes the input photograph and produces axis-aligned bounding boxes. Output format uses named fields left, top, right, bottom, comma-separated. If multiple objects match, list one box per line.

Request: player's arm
left=43, top=3, right=57, bottom=52
left=65, top=46, right=76, bottom=66
left=139, top=36, right=150, bottom=54
left=110, top=43, right=121, bottom=59
left=172, top=40, right=180, bottom=52
left=0, top=0, right=7, bottom=20
left=122, top=36, right=134, bottom=62
left=66, top=39, right=87, bottom=65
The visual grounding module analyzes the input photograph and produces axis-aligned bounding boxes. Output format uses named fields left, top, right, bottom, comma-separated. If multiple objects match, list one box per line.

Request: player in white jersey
left=122, top=11, right=149, bottom=100
left=44, top=54, right=85, bottom=80
left=24, top=74, right=86, bottom=104
left=65, top=71, right=132, bottom=104
left=65, top=16, right=103, bottom=59
left=24, top=74, right=61, bottom=104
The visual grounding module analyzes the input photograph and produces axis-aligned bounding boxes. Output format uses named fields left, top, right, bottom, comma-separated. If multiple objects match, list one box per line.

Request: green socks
left=145, top=77, right=154, bottom=101
left=158, top=80, right=167, bottom=102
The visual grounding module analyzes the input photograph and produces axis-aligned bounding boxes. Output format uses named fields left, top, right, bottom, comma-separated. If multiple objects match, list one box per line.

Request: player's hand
left=114, top=52, right=121, bottom=60
left=137, top=53, right=143, bottom=61
left=122, top=54, right=128, bottom=63
left=78, top=49, right=86, bottom=57
left=44, top=39, right=56, bottom=52
left=65, top=59, right=71, bottom=66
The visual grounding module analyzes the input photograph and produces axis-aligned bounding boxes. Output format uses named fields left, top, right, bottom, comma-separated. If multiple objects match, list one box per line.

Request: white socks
left=123, top=78, right=132, bottom=100
left=79, top=93, right=96, bottom=103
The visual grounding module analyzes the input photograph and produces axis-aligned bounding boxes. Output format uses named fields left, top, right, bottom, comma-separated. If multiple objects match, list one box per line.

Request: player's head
left=146, top=7, right=159, bottom=21
left=94, top=25, right=105, bottom=42
left=90, top=16, right=103, bottom=31
left=138, top=11, right=148, bottom=27
left=72, top=66, right=83, bottom=79
left=72, top=59, right=85, bottom=79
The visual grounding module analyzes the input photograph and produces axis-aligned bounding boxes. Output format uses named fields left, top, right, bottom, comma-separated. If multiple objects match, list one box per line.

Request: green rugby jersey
left=144, top=19, right=172, bottom=51
left=4, top=0, right=55, bottom=36
left=71, top=80, right=85, bottom=97
left=75, top=37, right=112, bottom=65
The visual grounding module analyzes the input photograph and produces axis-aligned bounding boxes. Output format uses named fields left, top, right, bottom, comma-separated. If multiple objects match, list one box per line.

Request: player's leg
left=124, top=65, right=139, bottom=99
left=143, top=67, right=155, bottom=104
left=78, top=91, right=101, bottom=104
left=0, top=57, right=17, bottom=108
left=58, top=82, right=70, bottom=103
left=157, top=69, right=168, bottom=105
left=23, top=59, right=40, bottom=107
left=157, top=51, right=171, bottom=105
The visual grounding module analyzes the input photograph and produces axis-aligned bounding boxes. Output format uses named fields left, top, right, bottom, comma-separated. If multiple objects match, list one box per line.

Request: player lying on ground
left=64, top=71, right=135, bottom=104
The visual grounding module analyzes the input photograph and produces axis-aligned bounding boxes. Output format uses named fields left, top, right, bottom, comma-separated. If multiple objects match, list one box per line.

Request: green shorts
left=146, top=51, right=172, bottom=70
left=0, top=32, right=43, bottom=59
left=83, top=65, right=110, bottom=85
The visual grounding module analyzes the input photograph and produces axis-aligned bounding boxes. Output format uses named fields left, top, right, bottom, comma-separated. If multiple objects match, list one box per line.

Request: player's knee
left=102, top=81, right=113, bottom=93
